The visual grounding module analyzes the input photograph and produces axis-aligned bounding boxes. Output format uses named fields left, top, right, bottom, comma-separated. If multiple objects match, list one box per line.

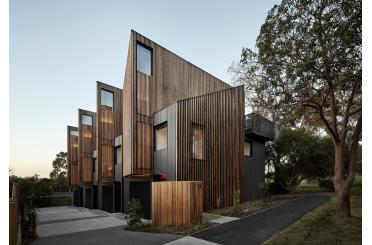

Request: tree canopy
left=230, top=0, right=362, bottom=217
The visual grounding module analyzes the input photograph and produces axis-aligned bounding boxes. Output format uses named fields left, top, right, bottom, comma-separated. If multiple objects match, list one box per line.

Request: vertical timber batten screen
left=152, top=181, right=203, bottom=227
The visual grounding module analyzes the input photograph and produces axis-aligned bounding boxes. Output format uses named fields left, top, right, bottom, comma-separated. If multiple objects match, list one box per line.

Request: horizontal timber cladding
left=176, top=86, right=245, bottom=210
left=97, top=82, right=122, bottom=184
left=78, top=109, right=96, bottom=186
left=152, top=181, right=203, bottom=227
left=122, top=30, right=231, bottom=177
left=67, top=126, right=79, bottom=187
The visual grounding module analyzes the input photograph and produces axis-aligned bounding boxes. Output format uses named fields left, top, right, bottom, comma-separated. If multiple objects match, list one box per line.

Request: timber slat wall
left=152, top=181, right=203, bottom=227
left=97, top=82, right=122, bottom=184
left=177, top=86, right=245, bottom=210
left=67, top=126, right=79, bottom=187
left=122, top=30, right=231, bottom=177
left=78, top=109, right=96, bottom=186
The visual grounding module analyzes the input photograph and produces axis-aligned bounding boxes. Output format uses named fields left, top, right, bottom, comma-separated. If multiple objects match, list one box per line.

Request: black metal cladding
left=245, top=113, right=275, bottom=141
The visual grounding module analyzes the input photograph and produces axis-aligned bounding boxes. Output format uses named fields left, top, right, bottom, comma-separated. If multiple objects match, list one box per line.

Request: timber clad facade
left=67, top=126, right=79, bottom=187
left=67, top=30, right=274, bottom=220
left=78, top=109, right=96, bottom=186
left=96, top=82, right=122, bottom=185
left=176, top=87, right=245, bottom=209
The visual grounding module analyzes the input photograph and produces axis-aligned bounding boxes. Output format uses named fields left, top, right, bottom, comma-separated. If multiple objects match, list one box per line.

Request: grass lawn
left=264, top=180, right=362, bottom=245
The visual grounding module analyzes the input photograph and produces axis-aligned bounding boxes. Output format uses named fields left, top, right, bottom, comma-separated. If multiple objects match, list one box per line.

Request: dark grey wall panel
left=83, top=187, right=92, bottom=209
left=244, top=139, right=265, bottom=201
left=153, top=104, right=177, bottom=180
left=98, top=184, right=113, bottom=212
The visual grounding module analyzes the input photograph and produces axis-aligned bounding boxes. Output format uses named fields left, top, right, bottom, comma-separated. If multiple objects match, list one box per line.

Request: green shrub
left=127, top=198, right=143, bottom=226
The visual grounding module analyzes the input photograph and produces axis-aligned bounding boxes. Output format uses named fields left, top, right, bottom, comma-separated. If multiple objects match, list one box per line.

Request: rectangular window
left=82, top=114, right=93, bottom=125
left=101, top=89, right=114, bottom=108
left=137, top=43, right=152, bottom=76
left=70, top=130, right=79, bottom=136
left=192, top=123, right=205, bottom=160
left=244, top=141, right=252, bottom=157
left=115, top=146, right=122, bottom=165
left=155, top=123, right=168, bottom=151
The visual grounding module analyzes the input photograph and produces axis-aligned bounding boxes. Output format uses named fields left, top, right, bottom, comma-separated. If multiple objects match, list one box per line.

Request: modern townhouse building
left=67, top=30, right=274, bottom=219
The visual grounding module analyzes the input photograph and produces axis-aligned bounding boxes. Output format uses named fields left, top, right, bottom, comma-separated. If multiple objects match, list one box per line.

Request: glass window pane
left=115, top=146, right=122, bottom=165
left=244, top=142, right=251, bottom=156
left=192, top=124, right=205, bottom=160
left=70, top=130, right=79, bottom=136
left=101, top=89, right=113, bottom=108
left=82, top=115, right=93, bottom=125
left=137, top=44, right=152, bottom=75
left=155, top=124, right=168, bottom=151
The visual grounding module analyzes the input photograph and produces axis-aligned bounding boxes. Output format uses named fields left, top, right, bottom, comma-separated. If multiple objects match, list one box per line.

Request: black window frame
left=100, top=89, right=114, bottom=109
left=154, top=122, right=168, bottom=151
left=136, top=42, right=153, bottom=76
left=191, top=122, right=206, bottom=160
left=244, top=140, right=253, bottom=157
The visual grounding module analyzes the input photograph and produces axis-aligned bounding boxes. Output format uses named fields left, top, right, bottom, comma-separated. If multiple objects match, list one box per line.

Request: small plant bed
left=207, top=196, right=297, bottom=218
left=125, top=222, right=215, bottom=235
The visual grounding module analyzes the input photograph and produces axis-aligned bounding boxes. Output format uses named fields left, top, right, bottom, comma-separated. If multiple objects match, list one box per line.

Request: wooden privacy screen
left=152, top=181, right=203, bottom=227
left=80, top=113, right=95, bottom=186
left=68, top=128, right=79, bottom=186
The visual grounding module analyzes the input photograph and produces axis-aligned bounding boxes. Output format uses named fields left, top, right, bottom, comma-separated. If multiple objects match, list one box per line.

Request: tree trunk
left=334, top=181, right=352, bottom=217
left=333, top=142, right=352, bottom=217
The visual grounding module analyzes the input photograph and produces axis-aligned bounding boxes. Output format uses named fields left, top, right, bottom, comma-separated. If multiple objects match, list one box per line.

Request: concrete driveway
left=32, top=206, right=183, bottom=245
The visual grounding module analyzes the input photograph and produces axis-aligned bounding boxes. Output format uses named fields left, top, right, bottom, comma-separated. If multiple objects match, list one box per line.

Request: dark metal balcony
left=245, top=113, right=275, bottom=141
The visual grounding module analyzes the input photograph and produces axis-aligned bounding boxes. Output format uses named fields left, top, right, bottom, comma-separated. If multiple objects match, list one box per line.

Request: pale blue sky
left=10, top=0, right=279, bottom=177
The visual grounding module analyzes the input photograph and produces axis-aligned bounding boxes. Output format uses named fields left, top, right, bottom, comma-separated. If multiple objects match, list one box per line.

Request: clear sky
left=10, top=0, right=279, bottom=177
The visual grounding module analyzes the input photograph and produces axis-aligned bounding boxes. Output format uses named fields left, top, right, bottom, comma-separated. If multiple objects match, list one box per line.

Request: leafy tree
left=50, top=151, right=68, bottom=179
left=231, top=0, right=361, bottom=217
left=49, top=151, right=68, bottom=191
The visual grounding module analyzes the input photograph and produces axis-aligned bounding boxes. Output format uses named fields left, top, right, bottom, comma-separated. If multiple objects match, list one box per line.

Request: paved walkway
left=192, top=195, right=331, bottom=245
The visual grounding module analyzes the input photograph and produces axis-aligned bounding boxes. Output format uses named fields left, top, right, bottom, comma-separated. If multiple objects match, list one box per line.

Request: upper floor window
left=81, top=115, right=93, bottom=126
left=137, top=43, right=152, bottom=76
left=155, top=123, right=168, bottom=151
left=101, top=89, right=114, bottom=108
left=244, top=141, right=252, bottom=157
left=70, top=130, right=79, bottom=137
left=115, top=146, right=122, bottom=165
left=192, top=123, right=205, bottom=160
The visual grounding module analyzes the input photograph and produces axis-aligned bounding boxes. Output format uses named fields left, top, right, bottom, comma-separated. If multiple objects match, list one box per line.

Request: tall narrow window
left=115, top=146, right=122, bottom=165
left=101, top=89, right=114, bottom=108
left=93, top=158, right=97, bottom=172
left=244, top=141, right=252, bottom=157
left=155, top=123, right=168, bottom=151
left=192, top=123, right=205, bottom=160
left=137, top=43, right=152, bottom=76
left=81, top=115, right=93, bottom=125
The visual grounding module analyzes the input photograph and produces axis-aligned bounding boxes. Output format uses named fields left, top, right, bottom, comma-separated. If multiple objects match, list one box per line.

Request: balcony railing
left=245, top=113, right=275, bottom=140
